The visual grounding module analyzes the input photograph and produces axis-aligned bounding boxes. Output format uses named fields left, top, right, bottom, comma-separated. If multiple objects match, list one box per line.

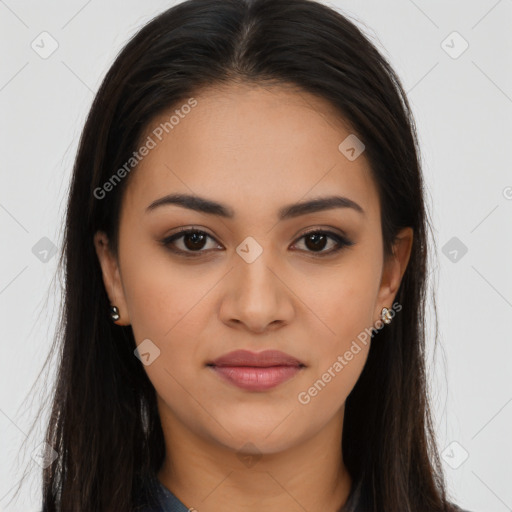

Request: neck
left=156, top=401, right=353, bottom=512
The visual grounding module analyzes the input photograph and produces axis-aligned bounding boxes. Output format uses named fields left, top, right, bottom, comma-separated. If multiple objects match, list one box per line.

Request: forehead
left=122, top=83, right=380, bottom=223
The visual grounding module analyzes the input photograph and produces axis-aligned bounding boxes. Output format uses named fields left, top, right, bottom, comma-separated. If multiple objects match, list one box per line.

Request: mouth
left=206, top=349, right=306, bottom=392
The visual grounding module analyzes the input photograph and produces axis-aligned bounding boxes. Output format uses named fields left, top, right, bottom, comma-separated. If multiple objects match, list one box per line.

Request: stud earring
left=381, top=307, right=393, bottom=325
left=110, top=305, right=120, bottom=322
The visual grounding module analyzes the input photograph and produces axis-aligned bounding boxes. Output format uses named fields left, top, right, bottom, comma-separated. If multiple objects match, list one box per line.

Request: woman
left=36, top=0, right=471, bottom=510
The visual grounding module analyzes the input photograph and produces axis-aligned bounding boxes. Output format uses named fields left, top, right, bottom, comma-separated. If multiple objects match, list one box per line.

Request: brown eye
left=292, top=230, right=354, bottom=256
left=161, top=228, right=354, bottom=258
left=304, top=232, right=329, bottom=251
left=161, top=229, right=221, bottom=256
left=182, top=231, right=208, bottom=251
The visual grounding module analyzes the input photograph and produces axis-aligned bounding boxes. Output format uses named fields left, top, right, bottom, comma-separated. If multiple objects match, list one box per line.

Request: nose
left=219, top=251, right=295, bottom=334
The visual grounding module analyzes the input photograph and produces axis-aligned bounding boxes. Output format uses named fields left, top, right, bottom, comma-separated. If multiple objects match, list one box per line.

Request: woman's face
left=95, top=83, right=412, bottom=454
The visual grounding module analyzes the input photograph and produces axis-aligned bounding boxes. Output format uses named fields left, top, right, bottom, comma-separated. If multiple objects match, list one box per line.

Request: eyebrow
left=145, top=193, right=365, bottom=220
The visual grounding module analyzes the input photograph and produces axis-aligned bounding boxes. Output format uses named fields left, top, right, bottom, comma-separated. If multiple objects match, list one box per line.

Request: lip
left=207, top=349, right=305, bottom=392
left=209, top=349, right=304, bottom=368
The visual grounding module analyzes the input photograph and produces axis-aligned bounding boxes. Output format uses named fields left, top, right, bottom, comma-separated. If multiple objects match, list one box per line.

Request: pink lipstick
left=207, top=349, right=305, bottom=392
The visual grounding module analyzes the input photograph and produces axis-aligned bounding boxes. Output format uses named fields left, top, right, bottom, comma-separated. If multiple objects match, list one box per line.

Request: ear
left=93, top=231, right=131, bottom=326
left=375, top=227, right=413, bottom=321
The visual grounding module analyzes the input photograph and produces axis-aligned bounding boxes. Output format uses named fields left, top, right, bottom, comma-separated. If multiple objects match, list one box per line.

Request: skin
left=94, top=83, right=413, bottom=512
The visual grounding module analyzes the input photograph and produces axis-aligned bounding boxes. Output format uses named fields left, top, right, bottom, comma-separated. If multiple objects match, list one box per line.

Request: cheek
left=121, top=242, right=208, bottom=342
left=126, top=274, right=210, bottom=386
left=295, top=341, right=369, bottom=435
left=301, top=257, right=381, bottom=345
left=296, top=254, right=379, bottom=406
left=122, top=257, right=210, bottom=420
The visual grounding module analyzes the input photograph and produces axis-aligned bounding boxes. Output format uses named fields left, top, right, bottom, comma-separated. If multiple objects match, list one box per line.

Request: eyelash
left=160, top=227, right=354, bottom=258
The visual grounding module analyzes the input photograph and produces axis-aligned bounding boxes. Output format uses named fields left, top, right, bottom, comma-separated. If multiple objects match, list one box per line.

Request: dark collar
left=135, top=472, right=190, bottom=512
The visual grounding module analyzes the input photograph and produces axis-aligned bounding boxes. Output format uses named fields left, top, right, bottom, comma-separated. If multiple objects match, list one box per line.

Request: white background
left=1, top=1, right=511, bottom=511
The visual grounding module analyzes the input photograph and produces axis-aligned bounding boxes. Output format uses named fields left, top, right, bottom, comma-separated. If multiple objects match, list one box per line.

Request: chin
left=205, top=417, right=307, bottom=456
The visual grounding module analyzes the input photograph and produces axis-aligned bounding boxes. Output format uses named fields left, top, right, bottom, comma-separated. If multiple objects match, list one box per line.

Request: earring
left=110, top=305, right=120, bottom=322
left=381, top=307, right=393, bottom=325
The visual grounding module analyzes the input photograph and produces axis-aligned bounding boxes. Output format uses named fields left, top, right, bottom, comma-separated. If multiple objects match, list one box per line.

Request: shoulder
left=134, top=472, right=190, bottom=512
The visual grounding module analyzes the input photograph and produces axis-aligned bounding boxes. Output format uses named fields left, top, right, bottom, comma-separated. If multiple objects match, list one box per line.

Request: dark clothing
left=134, top=472, right=189, bottom=512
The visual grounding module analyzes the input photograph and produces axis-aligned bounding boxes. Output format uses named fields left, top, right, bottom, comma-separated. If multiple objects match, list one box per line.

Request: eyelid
left=295, top=226, right=350, bottom=242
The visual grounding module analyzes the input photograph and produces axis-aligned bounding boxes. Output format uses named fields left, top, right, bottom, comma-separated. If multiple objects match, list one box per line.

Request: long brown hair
left=16, top=0, right=457, bottom=510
